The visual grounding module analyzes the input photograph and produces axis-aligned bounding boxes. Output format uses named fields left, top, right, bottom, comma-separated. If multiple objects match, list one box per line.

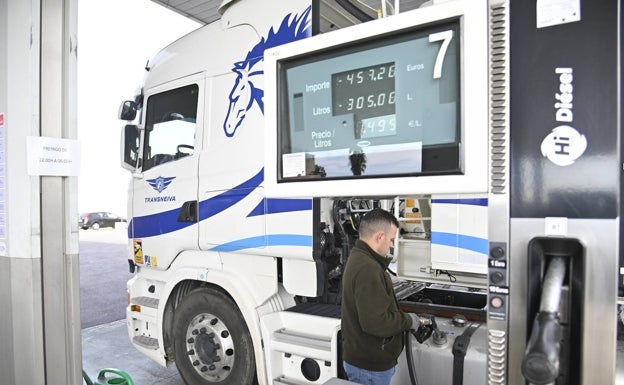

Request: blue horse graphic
left=223, top=7, right=311, bottom=137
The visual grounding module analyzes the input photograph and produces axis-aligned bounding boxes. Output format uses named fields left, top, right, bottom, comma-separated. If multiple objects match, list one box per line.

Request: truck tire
left=173, top=287, right=257, bottom=385
left=91, top=222, right=100, bottom=230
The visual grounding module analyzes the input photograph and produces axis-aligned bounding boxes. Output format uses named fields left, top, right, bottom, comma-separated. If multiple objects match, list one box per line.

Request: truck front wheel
left=173, top=287, right=257, bottom=385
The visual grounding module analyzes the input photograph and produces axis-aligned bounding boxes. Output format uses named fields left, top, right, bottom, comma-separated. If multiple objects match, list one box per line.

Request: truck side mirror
left=119, top=100, right=137, bottom=121
left=121, top=124, right=140, bottom=171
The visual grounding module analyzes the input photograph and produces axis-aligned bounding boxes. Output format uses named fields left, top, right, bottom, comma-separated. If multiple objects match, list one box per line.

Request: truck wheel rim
left=184, top=313, right=235, bottom=381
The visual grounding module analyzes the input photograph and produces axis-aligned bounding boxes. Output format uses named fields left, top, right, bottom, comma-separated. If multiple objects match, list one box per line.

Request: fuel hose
left=405, top=330, right=420, bottom=385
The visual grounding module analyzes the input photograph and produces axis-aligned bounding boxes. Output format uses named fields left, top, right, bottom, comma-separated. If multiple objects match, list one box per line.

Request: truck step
left=273, top=375, right=310, bottom=385
left=273, top=328, right=332, bottom=350
left=274, top=375, right=355, bottom=385
left=133, top=335, right=159, bottom=350
left=285, top=302, right=340, bottom=318
left=132, top=296, right=159, bottom=309
left=272, top=328, right=332, bottom=362
left=261, top=310, right=341, bottom=383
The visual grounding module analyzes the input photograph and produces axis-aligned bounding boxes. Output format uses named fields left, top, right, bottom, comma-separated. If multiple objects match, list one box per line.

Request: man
left=341, top=208, right=421, bottom=385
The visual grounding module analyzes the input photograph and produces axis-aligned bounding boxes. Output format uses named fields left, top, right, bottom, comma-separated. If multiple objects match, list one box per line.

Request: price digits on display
left=359, top=115, right=396, bottom=139
left=332, top=62, right=396, bottom=115
left=332, top=62, right=397, bottom=139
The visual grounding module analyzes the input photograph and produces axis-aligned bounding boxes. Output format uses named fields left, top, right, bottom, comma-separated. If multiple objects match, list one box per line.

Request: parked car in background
left=79, top=212, right=126, bottom=230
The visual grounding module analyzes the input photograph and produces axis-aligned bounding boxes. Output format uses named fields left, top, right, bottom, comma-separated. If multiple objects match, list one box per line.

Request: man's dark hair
left=358, top=208, right=399, bottom=239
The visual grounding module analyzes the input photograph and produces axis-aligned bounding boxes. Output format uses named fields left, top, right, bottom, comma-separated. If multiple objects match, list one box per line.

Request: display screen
left=278, top=21, right=460, bottom=181
left=333, top=62, right=397, bottom=140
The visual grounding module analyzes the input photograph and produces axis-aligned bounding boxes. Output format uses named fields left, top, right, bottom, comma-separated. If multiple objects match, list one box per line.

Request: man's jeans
left=343, top=361, right=395, bottom=385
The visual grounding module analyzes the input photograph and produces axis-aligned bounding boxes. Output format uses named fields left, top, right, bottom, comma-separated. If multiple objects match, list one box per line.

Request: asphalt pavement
left=79, top=225, right=185, bottom=385
left=79, top=226, right=131, bottom=328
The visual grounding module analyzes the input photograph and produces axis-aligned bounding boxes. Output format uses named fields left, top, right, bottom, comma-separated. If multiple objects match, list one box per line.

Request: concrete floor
left=82, top=320, right=184, bottom=385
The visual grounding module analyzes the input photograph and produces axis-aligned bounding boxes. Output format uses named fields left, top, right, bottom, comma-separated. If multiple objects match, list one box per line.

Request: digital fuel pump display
left=278, top=21, right=461, bottom=180
left=332, top=62, right=397, bottom=139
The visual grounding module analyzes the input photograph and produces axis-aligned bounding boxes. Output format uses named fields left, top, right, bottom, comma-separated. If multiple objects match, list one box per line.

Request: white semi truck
left=119, top=0, right=624, bottom=384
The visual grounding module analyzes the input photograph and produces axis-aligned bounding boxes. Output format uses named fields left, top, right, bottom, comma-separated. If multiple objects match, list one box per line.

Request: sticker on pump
left=540, top=125, right=587, bottom=166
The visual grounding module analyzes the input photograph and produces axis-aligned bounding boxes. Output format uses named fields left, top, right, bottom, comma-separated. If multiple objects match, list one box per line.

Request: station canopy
left=150, top=0, right=428, bottom=32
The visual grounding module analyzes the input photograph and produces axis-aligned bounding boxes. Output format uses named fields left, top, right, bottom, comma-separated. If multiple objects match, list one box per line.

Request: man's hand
left=409, top=313, right=419, bottom=329
left=409, top=313, right=431, bottom=329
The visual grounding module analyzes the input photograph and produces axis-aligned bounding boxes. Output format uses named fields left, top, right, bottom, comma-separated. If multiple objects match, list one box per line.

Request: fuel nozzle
left=410, top=314, right=439, bottom=343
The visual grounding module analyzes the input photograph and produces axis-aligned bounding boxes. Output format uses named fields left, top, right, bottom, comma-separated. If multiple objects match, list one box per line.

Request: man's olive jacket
left=341, top=239, right=413, bottom=371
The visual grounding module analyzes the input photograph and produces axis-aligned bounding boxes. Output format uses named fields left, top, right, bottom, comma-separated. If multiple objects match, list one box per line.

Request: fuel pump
left=522, top=256, right=566, bottom=384
left=501, top=0, right=621, bottom=384
left=522, top=238, right=584, bottom=385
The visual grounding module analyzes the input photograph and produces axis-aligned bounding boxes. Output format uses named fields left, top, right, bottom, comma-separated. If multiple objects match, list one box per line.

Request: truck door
left=130, top=75, right=204, bottom=269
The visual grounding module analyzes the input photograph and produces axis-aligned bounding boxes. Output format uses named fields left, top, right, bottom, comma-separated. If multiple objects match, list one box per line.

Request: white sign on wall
left=536, top=0, right=581, bottom=28
left=27, top=136, right=81, bottom=176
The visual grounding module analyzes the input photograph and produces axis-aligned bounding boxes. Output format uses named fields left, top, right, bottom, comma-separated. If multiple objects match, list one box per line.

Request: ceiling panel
left=150, top=0, right=429, bottom=29
left=150, top=0, right=222, bottom=24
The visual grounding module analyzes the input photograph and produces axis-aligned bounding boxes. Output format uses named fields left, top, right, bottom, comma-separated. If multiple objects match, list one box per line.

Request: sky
left=77, top=0, right=200, bottom=216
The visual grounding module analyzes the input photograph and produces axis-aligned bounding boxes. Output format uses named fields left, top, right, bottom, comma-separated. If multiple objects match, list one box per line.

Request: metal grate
left=487, top=329, right=507, bottom=384
left=133, top=335, right=159, bottom=350
left=132, top=296, right=160, bottom=309
left=489, top=2, right=509, bottom=194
